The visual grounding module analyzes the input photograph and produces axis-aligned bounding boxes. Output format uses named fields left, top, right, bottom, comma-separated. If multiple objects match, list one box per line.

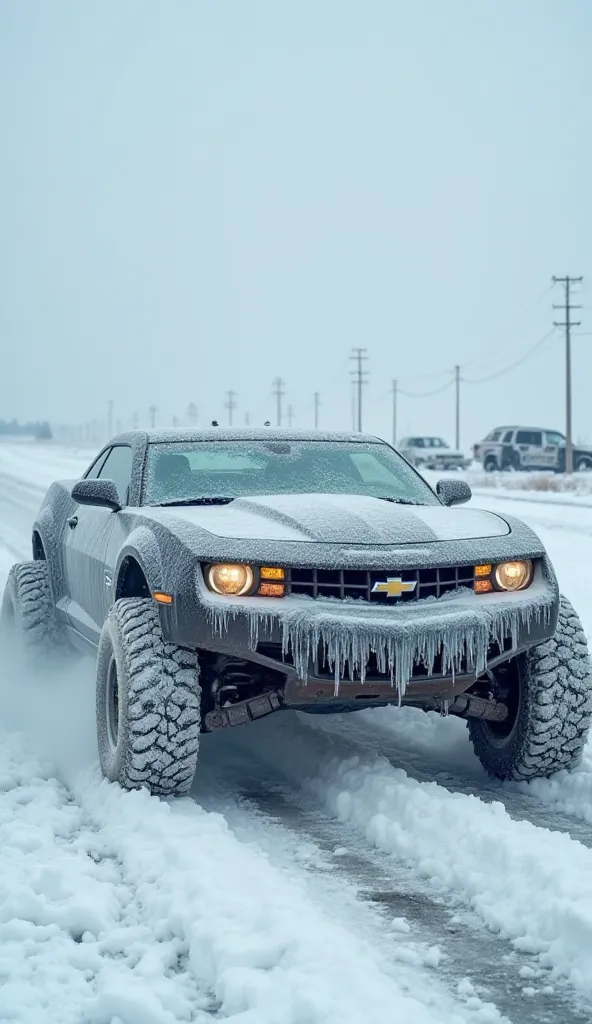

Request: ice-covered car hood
left=140, top=493, right=510, bottom=545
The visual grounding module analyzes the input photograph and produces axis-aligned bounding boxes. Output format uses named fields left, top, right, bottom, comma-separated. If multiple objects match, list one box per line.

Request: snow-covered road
left=2, top=444, right=592, bottom=1024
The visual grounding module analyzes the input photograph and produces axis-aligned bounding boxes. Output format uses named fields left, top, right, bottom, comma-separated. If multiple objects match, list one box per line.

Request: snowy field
left=3, top=444, right=592, bottom=1023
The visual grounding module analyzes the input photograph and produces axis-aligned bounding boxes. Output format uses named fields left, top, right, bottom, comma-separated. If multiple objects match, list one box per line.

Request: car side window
left=84, top=449, right=111, bottom=479
left=545, top=431, right=563, bottom=446
left=502, top=431, right=514, bottom=443
left=98, top=445, right=133, bottom=504
left=414, top=438, right=425, bottom=448
left=516, top=430, right=541, bottom=446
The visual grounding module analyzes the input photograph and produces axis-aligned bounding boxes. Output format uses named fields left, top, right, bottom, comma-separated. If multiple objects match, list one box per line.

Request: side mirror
left=436, top=479, right=472, bottom=507
left=71, top=478, right=122, bottom=511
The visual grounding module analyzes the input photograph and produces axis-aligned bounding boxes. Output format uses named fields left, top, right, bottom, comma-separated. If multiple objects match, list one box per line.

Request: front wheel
left=575, top=455, right=592, bottom=472
left=96, top=598, right=201, bottom=796
left=468, top=596, right=592, bottom=780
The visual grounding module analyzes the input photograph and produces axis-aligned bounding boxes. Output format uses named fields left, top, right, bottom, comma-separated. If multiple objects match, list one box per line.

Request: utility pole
left=553, top=275, right=583, bottom=474
left=107, top=399, right=113, bottom=439
left=313, top=392, right=320, bottom=429
left=272, top=377, right=286, bottom=427
left=187, top=402, right=198, bottom=426
left=454, top=365, right=461, bottom=450
left=287, top=404, right=294, bottom=427
left=244, top=411, right=250, bottom=426
left=225, top=390, right=237, bottom=426
left=391, top=380, right=397, bottom=447
left=148, top=405, right=157, bottom=429
left=350, top=348, right=368, bottom=432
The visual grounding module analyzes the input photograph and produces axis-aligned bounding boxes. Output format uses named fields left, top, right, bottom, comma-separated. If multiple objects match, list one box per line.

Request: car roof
left=108, top=427, right=386, bottom=446
left=488, top=426, right=561, bottom=433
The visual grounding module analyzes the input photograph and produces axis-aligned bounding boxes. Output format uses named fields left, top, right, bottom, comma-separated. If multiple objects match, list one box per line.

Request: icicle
left=204, top=584, right=556, bottom=696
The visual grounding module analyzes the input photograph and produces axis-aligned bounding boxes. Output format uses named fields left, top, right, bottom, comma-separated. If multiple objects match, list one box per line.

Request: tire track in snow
left=322, top=708, right=592, bottom=846
left=195, top=729, right=592, bottom=1024
left=215, top=711, right=592, bottom=1012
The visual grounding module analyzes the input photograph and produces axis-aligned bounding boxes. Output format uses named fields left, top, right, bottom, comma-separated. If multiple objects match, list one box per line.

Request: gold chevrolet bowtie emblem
left=371, top=577, right=417, bottom=598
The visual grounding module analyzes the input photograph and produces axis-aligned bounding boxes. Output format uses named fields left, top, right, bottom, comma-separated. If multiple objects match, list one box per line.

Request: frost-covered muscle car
left=2, top=429, right=591, bottom=796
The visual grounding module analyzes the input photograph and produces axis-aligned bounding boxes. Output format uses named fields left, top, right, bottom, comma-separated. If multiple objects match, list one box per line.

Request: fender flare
left=114, top=526, right=165, bottom=598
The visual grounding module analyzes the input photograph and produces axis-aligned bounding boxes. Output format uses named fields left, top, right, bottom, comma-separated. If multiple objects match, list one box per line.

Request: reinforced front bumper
left=184, top=562, right=558, bottom=700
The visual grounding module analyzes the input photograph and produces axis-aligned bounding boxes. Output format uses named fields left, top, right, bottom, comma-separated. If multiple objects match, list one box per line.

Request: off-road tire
left=96, top=597, right=201, bottom=796
left=484, top=456, right=498, bottom=473
left=469, top=596, right=592, bottom=781
left=0, top=560, right=64, bottom=654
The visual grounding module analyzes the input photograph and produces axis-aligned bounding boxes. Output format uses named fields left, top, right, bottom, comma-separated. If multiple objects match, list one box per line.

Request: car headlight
left=494, top=559, right=533, bottom=592
left=206, top=563, right=255, bottom=596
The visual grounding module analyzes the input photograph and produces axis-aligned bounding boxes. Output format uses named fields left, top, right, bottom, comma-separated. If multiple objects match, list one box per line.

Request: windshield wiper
left=156, top=497, right=234, bottom=507
left=375, top=497, right=429, bottom=506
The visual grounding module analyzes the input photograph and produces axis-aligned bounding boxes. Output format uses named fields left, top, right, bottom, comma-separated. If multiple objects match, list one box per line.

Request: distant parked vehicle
left=473, top=426, right=592, bottom=473
left=398, top=436, right=470, bottom=471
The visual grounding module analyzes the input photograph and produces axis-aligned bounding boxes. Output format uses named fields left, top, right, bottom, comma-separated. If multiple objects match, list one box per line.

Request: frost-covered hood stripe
left=143, top=494, right=510, bottom=545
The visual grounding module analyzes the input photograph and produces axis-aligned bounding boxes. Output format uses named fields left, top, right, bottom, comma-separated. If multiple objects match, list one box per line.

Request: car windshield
left=143, top=439, right=438, bottom=505
left=546, top=431, right=564, bottom=446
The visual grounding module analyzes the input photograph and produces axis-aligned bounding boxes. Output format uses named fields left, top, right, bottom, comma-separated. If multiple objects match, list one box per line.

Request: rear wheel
left=0, top=561, right=64, bottom=655
left=575, top=455, right=592, bottom=472
left=469, top=596, right=592, bottom=780
left=96, top=598, right=201, bottom=796
left=483, top=455, right=498, bottom=472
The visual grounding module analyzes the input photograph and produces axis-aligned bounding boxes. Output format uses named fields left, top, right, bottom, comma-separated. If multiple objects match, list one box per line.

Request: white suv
left=398, top=436, right=470, bottom=471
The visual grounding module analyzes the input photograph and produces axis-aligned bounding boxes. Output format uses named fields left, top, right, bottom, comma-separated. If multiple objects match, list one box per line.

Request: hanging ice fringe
left=206, top=588, right=555, bottom=698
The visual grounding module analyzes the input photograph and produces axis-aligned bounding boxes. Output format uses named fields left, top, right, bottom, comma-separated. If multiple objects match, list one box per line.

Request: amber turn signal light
left=474, top=579, right=493, bottom=594
left=153, top=591, right=174, bottom=605
left=258, top=582, right=285, bottom=598
left=260, top=567, right=285, bottom=580
left=475, top=564, right=492, bottom=577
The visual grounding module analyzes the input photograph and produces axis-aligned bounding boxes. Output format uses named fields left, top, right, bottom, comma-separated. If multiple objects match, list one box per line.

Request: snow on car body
left=2, top=428, right=591, bottom=796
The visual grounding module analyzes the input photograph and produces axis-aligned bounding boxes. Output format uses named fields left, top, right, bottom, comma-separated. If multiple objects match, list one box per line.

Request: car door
left=514, top=430, right=542, bottom=469
left=64, top=444, right=133, bottom=643
left=541, top=431, right=562, bottom=470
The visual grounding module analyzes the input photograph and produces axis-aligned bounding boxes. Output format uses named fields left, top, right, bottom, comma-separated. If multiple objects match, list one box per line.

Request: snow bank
left=240, top=713, right=592, bottom=998
left=421, top=468, right=592, bottom=508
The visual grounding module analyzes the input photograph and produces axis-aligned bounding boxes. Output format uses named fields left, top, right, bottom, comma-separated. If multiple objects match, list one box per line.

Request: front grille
left=286, top=565, right=475, bottom=603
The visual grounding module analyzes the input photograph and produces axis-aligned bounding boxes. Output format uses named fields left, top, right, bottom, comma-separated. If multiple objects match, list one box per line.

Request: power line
left=553, top=275, right=583, bottom=475
left=350, top=347, right=368, bottom=432
left=459, top=283, right=553, bottom=371
left=397, top=377, right=455, bottom=398
left=462, top=329, right=555, bottom=383
left=272, top=377, right=286, bottom=427
left=373, top=284, right=554, bottom=386
left=225, top=390, right=237, bottom=427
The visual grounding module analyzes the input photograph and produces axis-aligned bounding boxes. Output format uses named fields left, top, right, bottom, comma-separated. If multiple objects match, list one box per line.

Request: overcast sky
left=1, top=1, right=592, bottom=448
